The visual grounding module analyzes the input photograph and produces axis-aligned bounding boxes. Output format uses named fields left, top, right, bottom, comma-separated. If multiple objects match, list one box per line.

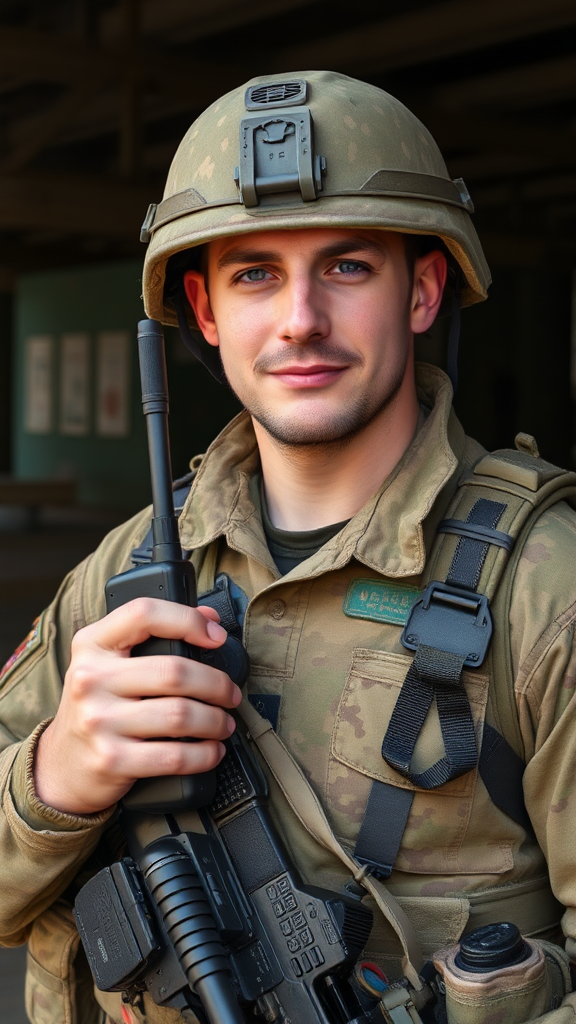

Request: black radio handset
left=105, top=319, right=247, bottom=813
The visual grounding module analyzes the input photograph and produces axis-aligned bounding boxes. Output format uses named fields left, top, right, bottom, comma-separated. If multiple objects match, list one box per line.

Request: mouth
left=268, top=363, right=348, bottom=388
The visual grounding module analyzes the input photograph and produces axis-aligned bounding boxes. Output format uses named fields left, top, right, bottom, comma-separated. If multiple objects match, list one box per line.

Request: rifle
left=73, top=319, right=387, bottom=1024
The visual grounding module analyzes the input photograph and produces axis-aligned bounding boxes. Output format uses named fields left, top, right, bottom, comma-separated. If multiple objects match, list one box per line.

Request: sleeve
left=0, top=508, right=151, bottom=945
left=508, top=500, right=576, bottom=959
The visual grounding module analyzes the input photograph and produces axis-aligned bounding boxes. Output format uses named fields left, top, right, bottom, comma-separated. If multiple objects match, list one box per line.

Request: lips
left=268, top=364, right=348, bottom=388
left=270, top=363, right=344, bottom=374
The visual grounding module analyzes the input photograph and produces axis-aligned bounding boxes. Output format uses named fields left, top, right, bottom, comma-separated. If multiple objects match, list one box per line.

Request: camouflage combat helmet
left=142, top=69, right=491, bottom=331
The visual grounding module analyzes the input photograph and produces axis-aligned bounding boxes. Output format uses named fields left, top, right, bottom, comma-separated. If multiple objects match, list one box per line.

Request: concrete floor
left=0, top=507, right=126, bottom=1023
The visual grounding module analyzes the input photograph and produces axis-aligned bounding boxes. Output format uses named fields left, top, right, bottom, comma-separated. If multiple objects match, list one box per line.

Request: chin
left=252, top=408, right=372, bottom=448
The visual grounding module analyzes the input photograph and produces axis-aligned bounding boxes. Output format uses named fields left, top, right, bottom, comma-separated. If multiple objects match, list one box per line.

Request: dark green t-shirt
left=253, top=404, right=429, bottom=574
left=253, top=474, right=349, bottom=575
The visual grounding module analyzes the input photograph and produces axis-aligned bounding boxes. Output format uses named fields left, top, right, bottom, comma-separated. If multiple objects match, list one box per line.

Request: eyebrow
left=216, top=236, right=389, bottom=270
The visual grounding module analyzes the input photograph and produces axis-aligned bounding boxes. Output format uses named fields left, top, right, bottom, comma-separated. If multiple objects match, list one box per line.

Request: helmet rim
left=144, top=194, right=489, bottom=327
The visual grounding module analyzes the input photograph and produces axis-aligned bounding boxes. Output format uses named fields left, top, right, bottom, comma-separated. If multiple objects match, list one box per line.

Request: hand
left=34, top=598, right=241, bottom=816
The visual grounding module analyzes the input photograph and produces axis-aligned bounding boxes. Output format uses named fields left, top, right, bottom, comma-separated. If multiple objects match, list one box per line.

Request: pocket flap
left=332, top=648, right=489, bottom=798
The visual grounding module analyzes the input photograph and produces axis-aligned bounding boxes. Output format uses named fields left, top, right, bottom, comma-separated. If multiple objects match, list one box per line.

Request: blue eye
left=336, top=261, right=366, bottom=274
left=242, top=268, right=269, bottom=282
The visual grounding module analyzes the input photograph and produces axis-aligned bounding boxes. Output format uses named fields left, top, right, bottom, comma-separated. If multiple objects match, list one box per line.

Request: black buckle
left=401, top=581, right=492, bottom=668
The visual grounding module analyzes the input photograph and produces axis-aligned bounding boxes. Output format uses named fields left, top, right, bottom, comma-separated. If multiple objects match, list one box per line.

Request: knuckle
left=213, top=707, right=232, bottom=737
left=128, top=597, right=157, bottom=626
left=66, top=658, right=97, bottom=700
left=164, top=699, right=191, bottom=734
left=157, top=743, right=188, bottom=776
left=159, top=657, right=187, bottom=691
left=192, top=741, right=223, bottom=772
left=200, top=666, right=233, bottom=702
left=93, top=737, right=120, bottom=777
left=79, top=702, right=105, bottom=736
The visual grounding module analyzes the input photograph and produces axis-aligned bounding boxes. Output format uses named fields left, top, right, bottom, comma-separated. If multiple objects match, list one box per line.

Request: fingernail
left=232, top=685, right=242, bottom=706
left=207, top=620, right=227, bottom=643
left=217, top=742, right=226, bottom=758
left=227, top=716, right=236, bottom=734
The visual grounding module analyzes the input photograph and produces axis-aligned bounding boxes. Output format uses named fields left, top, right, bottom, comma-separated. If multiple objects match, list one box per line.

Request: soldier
left=1, top=70, right=576, bottom=1024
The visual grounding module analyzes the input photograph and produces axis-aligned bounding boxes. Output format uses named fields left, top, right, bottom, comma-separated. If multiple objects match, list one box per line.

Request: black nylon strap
left=381, top=645, right=477, bottom=787
left=479, top=723, right=532, bottom=833
left=354, top=781, right=414, bottom=879
left=446, top=498, right=507, bottom=590
left=382, top=499, right=507, bottom=790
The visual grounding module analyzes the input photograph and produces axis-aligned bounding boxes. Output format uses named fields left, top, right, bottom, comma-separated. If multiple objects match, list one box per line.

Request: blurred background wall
left=0, top=0, right=574, bottom=512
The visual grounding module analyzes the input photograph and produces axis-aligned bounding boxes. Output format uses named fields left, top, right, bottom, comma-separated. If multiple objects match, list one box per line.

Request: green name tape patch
left=343, top=578, right=420, bottom=626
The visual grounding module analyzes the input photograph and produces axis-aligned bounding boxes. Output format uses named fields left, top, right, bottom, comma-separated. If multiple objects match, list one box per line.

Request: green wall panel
left=14, top=261, right=242, bottom=511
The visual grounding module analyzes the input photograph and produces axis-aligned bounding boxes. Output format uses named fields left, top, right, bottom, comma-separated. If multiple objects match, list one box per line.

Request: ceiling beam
left=101, top=0, right=315, bottom=44
left=0, top=172, right=153, bottom=237
left=0, top=24, right=241, bottom=104
left=473, top=173, right=576, bottom=209
left=400, top=104, right=573, bottom=170
left=430, top=55, right=575, bottom=111
left=0, top=83, right=99, bottom=173
left=278, top=0, right=576, bottom=75
left=479, top=228, right=575, bottom=267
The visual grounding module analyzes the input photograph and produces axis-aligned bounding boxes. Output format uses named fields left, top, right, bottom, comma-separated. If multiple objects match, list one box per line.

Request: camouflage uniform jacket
left=1, top=363, right=576, bottom=1024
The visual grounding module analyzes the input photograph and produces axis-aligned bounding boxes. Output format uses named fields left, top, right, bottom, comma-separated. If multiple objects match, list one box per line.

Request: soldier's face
left=184, top=228, right=445, bottom=447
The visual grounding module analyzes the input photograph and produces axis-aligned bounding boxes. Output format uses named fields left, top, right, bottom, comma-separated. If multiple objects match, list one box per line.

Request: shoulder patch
left=0, top=614, right=44, bottom=685
left=343, top=578, right=419, bottom=626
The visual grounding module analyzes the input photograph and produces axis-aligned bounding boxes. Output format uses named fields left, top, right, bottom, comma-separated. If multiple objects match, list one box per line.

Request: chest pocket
left=329, top=648, right=515, bottom=877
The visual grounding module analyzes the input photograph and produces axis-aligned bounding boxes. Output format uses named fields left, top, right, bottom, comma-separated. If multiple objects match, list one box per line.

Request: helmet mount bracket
left=235, top=108, right=326, bottom=208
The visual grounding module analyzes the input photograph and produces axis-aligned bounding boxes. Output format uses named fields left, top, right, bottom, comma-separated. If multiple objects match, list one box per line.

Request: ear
left=183, top=270, right=219, bottom=348
left=410, top=251, right=448, bottom=334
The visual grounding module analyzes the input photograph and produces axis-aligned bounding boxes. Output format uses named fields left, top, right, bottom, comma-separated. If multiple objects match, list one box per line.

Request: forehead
left=207, top=226, right=405, bottom=264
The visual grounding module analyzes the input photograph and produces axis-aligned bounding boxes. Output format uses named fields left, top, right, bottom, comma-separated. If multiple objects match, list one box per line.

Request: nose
left=276, top=274, right=330, bottom=345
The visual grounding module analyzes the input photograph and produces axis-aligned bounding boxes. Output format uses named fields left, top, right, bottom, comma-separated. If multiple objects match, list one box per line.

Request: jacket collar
left=179, top=363, right=465, bottom=580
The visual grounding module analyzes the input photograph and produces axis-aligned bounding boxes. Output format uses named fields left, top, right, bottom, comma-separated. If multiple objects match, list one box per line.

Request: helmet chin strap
left=445, top=270, right=462, bottom=396
left=174, top=288, right=228, bottom=385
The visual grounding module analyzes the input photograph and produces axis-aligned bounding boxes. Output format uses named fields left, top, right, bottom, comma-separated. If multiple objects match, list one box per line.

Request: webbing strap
left=446, top=499, right=506, bottom=590
left=382, top=499, right=507, bottom=790
left=354, top=782, right=414, bottom=879
left=381, top=645, right=477, bottom=788
left=237, top=697, right=425, bottom=990
left=479, top=724, right=532, bottom=833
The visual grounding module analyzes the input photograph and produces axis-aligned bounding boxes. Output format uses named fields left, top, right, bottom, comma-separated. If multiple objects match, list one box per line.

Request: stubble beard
left=226, top=343, right=410, bottom=451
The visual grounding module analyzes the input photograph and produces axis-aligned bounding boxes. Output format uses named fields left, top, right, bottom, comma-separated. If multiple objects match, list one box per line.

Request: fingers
left=43, top=596, right=243, bottom=815
left=67, top=648, right=241, bottom=708
left=112, top=696, right=236, bottom=741
left=118, top=655, right=242, bottom=707
left=77, top=598, right=228, bottom=655
left=125, top=738, right=226, bottom=780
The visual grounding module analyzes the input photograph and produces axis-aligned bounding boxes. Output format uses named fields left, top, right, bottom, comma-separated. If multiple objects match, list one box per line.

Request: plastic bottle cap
left=455, top=922, right=530, bottom=974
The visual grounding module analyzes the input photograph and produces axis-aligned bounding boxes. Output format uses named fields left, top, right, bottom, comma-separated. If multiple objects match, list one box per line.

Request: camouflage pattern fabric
left=0, top=365, right=575, bottom=1022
